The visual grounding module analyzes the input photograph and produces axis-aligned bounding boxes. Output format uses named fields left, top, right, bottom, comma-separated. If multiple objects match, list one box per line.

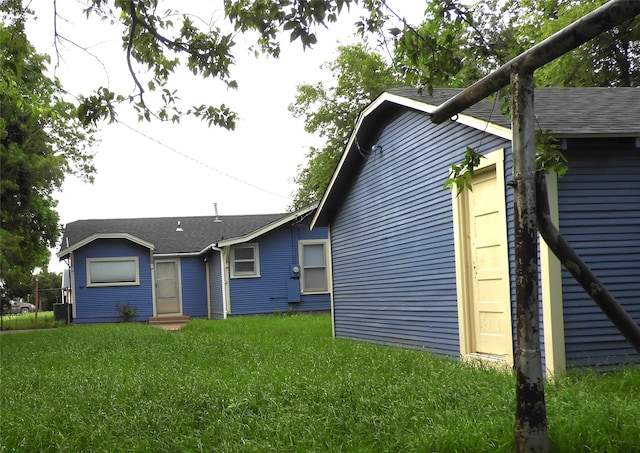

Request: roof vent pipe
left=176, top=221, right=183, bottom=232
left=214, top=203, right=222, bottom=222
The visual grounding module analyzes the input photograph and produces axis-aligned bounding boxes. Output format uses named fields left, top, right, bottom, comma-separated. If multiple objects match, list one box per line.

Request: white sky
left=21, top=1, right=422, bottom=272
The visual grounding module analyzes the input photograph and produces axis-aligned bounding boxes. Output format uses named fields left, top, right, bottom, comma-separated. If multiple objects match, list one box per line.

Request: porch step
left=148, top=315, right=191, bottom=325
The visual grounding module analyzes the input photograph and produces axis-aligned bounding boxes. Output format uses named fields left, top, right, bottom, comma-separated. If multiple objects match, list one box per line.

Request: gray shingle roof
left=59, top=213, right=287, bottom=255
left=388, top=87, right=640, bottom=136
left=311, top=86, right=640, bottom=228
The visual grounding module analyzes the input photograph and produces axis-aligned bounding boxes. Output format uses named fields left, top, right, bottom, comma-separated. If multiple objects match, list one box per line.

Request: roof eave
left=311, top=92, right=510, bottom=228
left=216, top=202, right=319, bottom=247
left=57, top=233, right=155, bottom=259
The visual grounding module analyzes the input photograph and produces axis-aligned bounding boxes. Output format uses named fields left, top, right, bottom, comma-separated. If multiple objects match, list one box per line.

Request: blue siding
left=180, top=256, right=208, bottom=318
left=558, top=139, right=640, bottom=368
left=72, top=239, right=153, bottom=323
left=331, top=110, right=510, bottom=356
left=229, top=221, right=331, bottom=315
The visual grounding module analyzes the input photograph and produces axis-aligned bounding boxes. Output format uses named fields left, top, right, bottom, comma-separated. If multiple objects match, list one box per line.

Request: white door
left=466, top=166, right=512, bottom=358
left=155, top=260, right=181, bottom=315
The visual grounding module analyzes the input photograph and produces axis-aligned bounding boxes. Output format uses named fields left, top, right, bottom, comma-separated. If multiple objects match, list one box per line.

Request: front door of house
left=155, top=260, right=181, bottom=315
left=465, top=165, right=512, bottom=359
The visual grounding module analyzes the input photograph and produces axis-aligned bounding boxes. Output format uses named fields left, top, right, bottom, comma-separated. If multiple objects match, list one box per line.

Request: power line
left=116, top=120, right=294, bottom=202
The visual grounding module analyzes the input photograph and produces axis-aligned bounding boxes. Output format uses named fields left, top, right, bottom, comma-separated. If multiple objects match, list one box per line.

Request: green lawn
left=1, top=314, right=638, bottom=452
left=0, top=311, right=61, bottom=331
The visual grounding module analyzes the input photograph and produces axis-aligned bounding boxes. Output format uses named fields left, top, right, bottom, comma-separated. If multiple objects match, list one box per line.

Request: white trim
left=221, top=248, right=229, bottom=317
left=205, top=259, right=212, bottom=320
left=86, top=256, right=140, bottom=287
left=230, top=243, right=260, bottom=278
left=58, top=233, right=154, bottom=258
left=328, top=225, right=336, bottom=338
left=153, top=252, right=202, bottom=258
left=217, top=202, right=318, bottom=248
left=452, top=184, right=471, bottom=356
left=312, top=92, right=512, bottom=229
left=452, top=149, right=514, bottom=366
left=539, top=173, right=566, bottom=376
left=154, top=258, right=183, bottom=316
left=298, top=239, right=331, bottom=294
left=70, top=253, right=77, bottom=319
left=372, top=93, right=512, bottom=140
left=150, top=250, right=157, bottom=317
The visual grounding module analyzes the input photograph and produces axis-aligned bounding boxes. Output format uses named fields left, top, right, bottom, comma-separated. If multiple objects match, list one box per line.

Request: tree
left=290, top=0, right=639, bottom=206
left=32, top=0, right=415, bottom=128
left=289, top=43, right=401, bottom=209
left=516, top=0, right=640, bottom=87
left=392, top=0, right=640, bottom=91
left=35, top=268, right=63, bottom=312
left=0, top=5, right=95, bottom=298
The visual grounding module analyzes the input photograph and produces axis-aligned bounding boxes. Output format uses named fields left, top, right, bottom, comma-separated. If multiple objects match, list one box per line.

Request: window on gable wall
left=86, top=257, right=140, bottom=287
left=299, top=240, right=329, bottom=293
left=231, top=243, right=260, bottom=278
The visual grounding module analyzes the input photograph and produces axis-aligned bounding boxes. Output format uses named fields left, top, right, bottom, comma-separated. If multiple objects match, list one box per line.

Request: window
left=87, top=257, right=140, bottom=287
left=299, top=240, right=329, bottom=293
left=231, top=243, right=260, bottom=278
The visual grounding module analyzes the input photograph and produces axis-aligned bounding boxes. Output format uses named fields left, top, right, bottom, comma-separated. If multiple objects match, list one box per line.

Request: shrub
left=116, top=302, right=138, bottom=322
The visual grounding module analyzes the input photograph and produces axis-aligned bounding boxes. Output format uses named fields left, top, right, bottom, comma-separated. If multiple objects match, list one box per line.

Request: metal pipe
left=511, top=71, right=549, bottom=453
left=430, top=0, right=640, bottom=124
left=536, top=171, right=640, bottom=354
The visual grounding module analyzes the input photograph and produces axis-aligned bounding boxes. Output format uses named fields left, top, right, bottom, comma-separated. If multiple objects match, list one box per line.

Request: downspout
left=150, top=250, right=157, bottom=317
left=220, top=248, right=229, bottom=319
left=328, top=224, right=336, bottom=339
left=70, top=252, right=76, bottom=319
left=205, top=258, right=211, bottom=320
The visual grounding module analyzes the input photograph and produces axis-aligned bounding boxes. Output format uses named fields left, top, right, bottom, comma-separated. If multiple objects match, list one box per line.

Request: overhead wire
left=116, top=120, right=295, bottom=202
left=12, top=9, right=294, bottom=205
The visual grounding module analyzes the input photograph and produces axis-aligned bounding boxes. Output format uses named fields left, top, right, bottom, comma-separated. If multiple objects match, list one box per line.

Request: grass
left=0, top=311, right=64, bottom=331
left=1, top=314, right=638, bottom=452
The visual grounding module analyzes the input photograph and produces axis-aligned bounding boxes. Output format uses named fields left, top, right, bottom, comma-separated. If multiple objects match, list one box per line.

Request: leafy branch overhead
left=74, top=0, right=388, bottom=127
left=27, top=0, right=640, bottom=130
left=75, top=0, right=239, bottom=127
left=443, top=130, right=568, bottom=196
left=443, top=147, right=486, bottom=194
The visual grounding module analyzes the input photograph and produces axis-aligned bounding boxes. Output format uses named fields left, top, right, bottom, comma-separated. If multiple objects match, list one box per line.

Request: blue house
left=57, top=204, right=331, bottom=324
left=312, top=87, right=640, bottom=374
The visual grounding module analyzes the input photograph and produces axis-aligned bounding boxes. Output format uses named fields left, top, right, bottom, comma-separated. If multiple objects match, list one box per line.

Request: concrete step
left=148, top=315, right=190, bottom=325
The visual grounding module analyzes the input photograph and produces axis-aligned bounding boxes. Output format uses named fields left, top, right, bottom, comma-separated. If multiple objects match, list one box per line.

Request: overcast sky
left=22, top=1, right=421, bottom=272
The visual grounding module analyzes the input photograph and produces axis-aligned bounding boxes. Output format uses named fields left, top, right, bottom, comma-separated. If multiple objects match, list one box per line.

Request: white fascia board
left=311, top=105, right=372, bottom=229
left=153, top=252, right=202, bottom=258
left=311, top=92, right=512, bottom=229
left=382, top=93, right=512, bottom=140
left=198, top=244, right=222, bottom=255
left=57, top=233, right=155, bottom=258
left=217, top=202, right=319, bottom=248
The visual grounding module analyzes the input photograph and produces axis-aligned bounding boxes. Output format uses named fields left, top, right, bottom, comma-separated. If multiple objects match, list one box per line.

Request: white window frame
left=298, top=240, right=330, bottom=294
left=230, top=243, right=260, bottom=278
left=86, top=256, right=140, bottom=287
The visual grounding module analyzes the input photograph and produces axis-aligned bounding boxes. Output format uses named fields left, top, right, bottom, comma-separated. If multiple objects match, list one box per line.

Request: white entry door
left=466, top=165, right=512, bottom=358
left=155, top=260, right=181, bottom=315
